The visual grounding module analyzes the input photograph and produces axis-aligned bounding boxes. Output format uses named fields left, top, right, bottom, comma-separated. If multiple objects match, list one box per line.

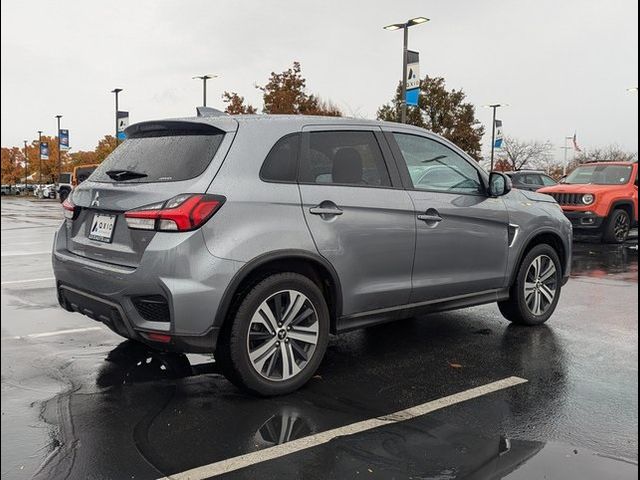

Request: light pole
left=38, top=130, right=43, bottom=185
left=384, top=17, right=429, bottom=124
left=55, top=115, right=62, bottom=188
left=483, top=104, right=509, bottom=171
left=561, top=136, right=574, bottom=176
left=192, top=74, right=218, bottom=107
left=111, top=88, right=123, bottom=144
left=23, top=140, right=28, bottom=191
left=627, top=86, right=638, bottom=93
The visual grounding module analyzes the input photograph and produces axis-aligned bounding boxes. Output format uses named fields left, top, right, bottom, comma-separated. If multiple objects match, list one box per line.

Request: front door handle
left=310, top=204, right=343, bottom=216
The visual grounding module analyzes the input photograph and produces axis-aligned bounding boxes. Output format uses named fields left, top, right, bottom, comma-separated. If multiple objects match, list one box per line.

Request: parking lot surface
left=1, top=197, right=638, bottom=479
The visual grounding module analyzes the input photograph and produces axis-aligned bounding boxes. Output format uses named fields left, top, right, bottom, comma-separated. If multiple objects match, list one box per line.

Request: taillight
left=124, top=194, right=225, bottom=232
left=62, top=197, right=77, bottom=220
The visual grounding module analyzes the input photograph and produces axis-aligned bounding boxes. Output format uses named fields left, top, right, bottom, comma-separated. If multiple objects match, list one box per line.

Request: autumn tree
left=377, top=76, right=485, bottom=160
left=222, top=92, right=257, bottom=115
left=223, top=62, right=342, bottom=117
left=1, top=147, right=24, bottom=185
left=496, top=136, right=554, bottom=171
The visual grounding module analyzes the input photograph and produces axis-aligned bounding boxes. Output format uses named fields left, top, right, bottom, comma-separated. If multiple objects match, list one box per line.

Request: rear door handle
left=310, top=206, right=343, bottom=216
left=417, top=214, right=442, bottom=222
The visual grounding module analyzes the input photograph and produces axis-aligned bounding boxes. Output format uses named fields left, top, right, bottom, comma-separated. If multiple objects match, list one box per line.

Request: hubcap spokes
left=247, top=290, right=319, bottom=381
left=614, top=214, right=629, bottom=242
left=524, top=255, right=557, bottom=316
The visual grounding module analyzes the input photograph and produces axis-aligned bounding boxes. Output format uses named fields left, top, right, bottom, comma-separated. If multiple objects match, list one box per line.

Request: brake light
left=62, top=197, right=77, bottom=220
left=124, top=194, right=225, bottom=232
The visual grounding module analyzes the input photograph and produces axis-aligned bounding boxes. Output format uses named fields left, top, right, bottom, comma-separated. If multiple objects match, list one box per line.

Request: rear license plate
left=89, top=214, right=116, bottom=243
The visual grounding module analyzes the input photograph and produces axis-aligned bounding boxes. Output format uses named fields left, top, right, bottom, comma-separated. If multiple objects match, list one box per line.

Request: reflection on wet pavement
left=572, top=242, right=638, bottom=282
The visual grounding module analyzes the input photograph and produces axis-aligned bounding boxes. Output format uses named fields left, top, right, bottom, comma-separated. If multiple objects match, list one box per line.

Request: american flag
left=572, top=132, right=582, bottom=152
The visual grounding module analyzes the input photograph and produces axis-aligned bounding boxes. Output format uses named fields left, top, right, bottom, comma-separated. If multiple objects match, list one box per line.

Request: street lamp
left=55, top=115, right=62, bottom=189
left=483, top=103, right=509, bottom=171
left=111, top=88, right=123, bottom=144
left=192, top=74, right=218, bottom=107
left=23, top=140, right=28, bottom=191
left=37, top=130, right=43, bottom=186
left=383, top=17, right=430, bottom=123
left=627, top=86, right=638, bottom=93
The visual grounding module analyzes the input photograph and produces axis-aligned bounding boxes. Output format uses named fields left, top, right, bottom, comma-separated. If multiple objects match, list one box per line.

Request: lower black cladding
left=58, top=285, right=133, bottom=339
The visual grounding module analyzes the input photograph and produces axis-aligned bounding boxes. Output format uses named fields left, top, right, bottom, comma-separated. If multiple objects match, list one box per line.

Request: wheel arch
left=510, top=230, right=568, bottom=286
left=214, top=250, right=343, bottom=336
left=609, top=200, right=635, bottom=221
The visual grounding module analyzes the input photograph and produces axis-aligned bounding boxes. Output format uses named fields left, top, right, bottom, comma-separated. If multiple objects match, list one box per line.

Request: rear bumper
left=563, top=211, right=605, bottom=231
left=52, top=224, right=243, bottom=353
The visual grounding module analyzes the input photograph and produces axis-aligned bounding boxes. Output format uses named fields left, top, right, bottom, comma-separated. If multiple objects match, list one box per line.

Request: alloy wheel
left=613, top=213, right=630, bottom=242
left=524, top=254, right=558, bottom=316
left=247, top=290, right=319, bottom=381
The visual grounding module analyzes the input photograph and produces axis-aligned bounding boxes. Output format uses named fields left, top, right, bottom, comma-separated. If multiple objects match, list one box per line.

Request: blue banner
left=494, top=120, right=503, bottom=148
left=40, top=142, right=49, bottom=160
left=59, top=129, right=70, bottom=151
left=117, top=111, right=129, bottom=140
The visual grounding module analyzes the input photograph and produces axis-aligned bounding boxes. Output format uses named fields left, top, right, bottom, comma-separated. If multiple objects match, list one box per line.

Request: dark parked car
left=506, top=170, right=558, bottom=192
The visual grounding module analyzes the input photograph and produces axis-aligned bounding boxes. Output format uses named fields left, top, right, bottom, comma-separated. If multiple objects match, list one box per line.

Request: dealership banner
left=59, top=129, right=70, bottom=151
left=40, top=142, right=49, bottom=160
left=406, top=50, right=420, bottom=106
left=117, top=111, right=129, bottom=140
left=494, top=120, right=504, bottom=148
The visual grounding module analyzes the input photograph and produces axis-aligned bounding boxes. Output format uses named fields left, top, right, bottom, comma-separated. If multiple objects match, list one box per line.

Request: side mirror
left=488, top=172, right=512, bottom=197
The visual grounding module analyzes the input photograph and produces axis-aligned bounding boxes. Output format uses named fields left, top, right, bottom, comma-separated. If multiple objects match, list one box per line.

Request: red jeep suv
left=538, top=161, right=638, bottom=243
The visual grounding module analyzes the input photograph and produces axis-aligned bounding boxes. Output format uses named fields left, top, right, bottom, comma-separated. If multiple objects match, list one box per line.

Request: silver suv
left=53, top=114, right=572, bottom=395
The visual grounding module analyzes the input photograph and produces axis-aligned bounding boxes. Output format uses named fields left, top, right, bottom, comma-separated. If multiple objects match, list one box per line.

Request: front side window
left=393, top=133, right=483, bottom=194
left=522, top=174, right=543, bottom=185
left=564, top=164, right=633, bottom=185
left=299, top=131, right=391, bottom=187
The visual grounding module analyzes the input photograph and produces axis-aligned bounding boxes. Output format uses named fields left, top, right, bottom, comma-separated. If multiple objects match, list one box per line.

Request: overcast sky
left=1, top=0, right=638, bottom=160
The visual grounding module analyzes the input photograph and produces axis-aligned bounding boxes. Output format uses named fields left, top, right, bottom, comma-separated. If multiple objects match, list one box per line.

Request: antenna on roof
left=196, top=106, right=227, bottom=117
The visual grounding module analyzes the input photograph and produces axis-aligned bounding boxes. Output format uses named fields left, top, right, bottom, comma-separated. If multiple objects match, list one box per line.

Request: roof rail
left=196, top=107, right=228, bottom=117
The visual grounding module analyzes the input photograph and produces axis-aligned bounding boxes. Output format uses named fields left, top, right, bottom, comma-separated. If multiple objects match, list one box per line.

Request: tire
left=602, top=209, right=631, bottom=244
left=498, top=244, right=562, bottom=326
left=217, top=272, right=330, bottom=396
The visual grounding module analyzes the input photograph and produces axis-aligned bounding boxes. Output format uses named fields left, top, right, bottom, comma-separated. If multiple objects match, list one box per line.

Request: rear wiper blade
left=106, top=169, right=148, bottom=181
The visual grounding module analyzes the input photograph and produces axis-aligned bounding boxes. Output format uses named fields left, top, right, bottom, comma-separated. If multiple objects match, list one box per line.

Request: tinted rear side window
left=300, top=131, right=391, bottom=187
left=91, top=127, right=224, bottom=183
left=260, top=134, right=299, bottom=182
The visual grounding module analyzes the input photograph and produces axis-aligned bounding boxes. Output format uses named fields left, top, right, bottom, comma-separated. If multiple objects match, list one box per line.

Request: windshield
left=90, top=128, right=225, bottom=183
left=564, top=164, right=633, bottom=185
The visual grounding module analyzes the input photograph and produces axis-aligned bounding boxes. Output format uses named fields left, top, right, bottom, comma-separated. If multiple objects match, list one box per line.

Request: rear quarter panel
left=201, top=121, right=318, bottom=261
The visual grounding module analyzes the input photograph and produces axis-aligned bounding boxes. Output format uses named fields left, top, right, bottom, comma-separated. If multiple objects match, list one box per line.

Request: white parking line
left=1, top=277, right=55, bottom=286
left=2, top=327, right=103, bottom=340
left=160, top=376, right=528, bottom=480
left=1, top=251, right=50, bottom=257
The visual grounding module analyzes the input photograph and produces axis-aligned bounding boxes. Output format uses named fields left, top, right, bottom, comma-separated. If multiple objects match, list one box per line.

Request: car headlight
left=582, top=193, right=595, bottom=205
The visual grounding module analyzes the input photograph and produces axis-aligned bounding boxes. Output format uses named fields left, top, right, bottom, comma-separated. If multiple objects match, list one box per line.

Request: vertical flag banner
left=59, top=129, right=70, bottom=151
left=494, top=120, right=504, bottom=148
left=117, top=111, right=129, bottom=140
left=406, top=50, right=420, bottom=107
left=40, top=142, right=49, bottom=160
left=572, top=132, right=582, bottom=152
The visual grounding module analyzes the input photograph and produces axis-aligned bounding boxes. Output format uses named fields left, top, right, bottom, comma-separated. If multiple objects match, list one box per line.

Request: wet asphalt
left=1, top=197, right=637, bottom=480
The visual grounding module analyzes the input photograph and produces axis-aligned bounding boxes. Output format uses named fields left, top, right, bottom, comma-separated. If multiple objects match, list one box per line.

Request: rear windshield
left=91, top=126, right=225, bottom=183
left=564, top=164, right=633, bottom=185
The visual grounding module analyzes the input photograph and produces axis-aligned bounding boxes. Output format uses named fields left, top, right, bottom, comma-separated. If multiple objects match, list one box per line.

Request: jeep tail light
left=62, top=197, right=78, bottom=220
left=124, top=194, right=225, bottom=232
